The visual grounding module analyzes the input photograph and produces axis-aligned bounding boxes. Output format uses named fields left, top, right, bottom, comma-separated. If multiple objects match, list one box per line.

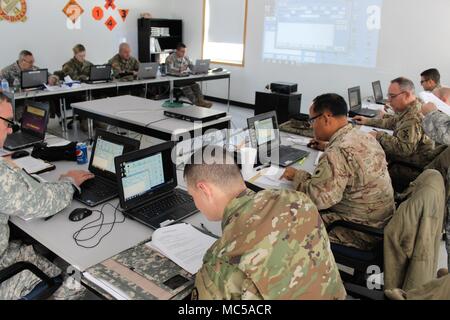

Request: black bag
left=31, top=142, right=78, bottom=162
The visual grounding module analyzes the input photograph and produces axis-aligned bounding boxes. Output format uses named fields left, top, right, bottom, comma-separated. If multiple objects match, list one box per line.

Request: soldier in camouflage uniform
left=282, top=94, right=395, bottom=251
left=385, top=274, right=450, bottom=300
left=0, top=93, right=94, bottom=299
left=166, top=43, right=212, bottom=108
left=354, top=77, right=447, bottom=192
left=108, top=43, right=140, bottom=81
left=62, top=44, right=93, bottom=82
left=0, top=50, right=59, bottom=120
left=184, top=146, right=346, bottom=300
left=421, top=87, right=450, bottom=270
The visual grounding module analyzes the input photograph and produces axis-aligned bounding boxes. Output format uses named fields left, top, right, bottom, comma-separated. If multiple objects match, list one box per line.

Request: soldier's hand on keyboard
left=60, top=170, right=94, bottom=187
left=307, top=139, right=327, bottom=151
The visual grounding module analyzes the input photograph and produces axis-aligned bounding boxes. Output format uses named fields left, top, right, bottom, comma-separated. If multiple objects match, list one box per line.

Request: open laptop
left=74, top=130, right=140, bottom=207
left=115, top=142, right=198, bottom=229
left=372, top=81, right=388, bottom=105
left=137, top=63, right=159, bottom=80
left=4, top=101, right=49, bottom=151
left=190, top=59, right=210, bottom=75
left=21, top=69, right=48, bottom=90
left=164, top=106, right=225, bottom=123
left=247, top=111, right=310, bottom=167
left=86, top=65, right=112, bottom=84
left=348, top=86, right=377, bottom=118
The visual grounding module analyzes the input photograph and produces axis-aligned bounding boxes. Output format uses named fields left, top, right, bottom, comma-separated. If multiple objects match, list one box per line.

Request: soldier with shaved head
left=184, top=146, right=345, bottom=300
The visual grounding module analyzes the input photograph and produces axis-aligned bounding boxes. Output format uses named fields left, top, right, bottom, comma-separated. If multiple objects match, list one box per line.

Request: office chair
left=0, top=262, right=63, bottom=300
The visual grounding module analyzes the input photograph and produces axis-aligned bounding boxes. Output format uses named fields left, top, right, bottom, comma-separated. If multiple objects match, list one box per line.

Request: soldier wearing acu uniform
left=62, top=44, right=93, bottom=82
left=0, top=92, right=94, bottom=299
left=421, top=87, right=450, bottom=271
left=165, top=43, right=213, bottom=108
left=354, top=77, right=447, bottom=192
left=282, top=94, right=395, bottom=251
left=184, top=146, right=346, bottom=300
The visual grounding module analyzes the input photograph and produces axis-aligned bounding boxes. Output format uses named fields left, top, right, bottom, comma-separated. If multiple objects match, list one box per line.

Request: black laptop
left=4, top=101, right=49, bottom=151
left=86, top=65, right=112, bottom=84
left=372, top=81, right=388, bottom=105
left=348, top=86, right=377, bottom=118
left=74, top=130, right=140, bottom=207
left=115, top=142, right=198, bottom=229
left=247, top=111, right=309, bottom=167
left=164, top=106, right=225, bottom=123
left=21, top=69, right=48, bottom=90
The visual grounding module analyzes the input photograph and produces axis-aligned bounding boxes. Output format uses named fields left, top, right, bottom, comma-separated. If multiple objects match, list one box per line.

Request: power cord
left=72, top=202, right=126, bottom=249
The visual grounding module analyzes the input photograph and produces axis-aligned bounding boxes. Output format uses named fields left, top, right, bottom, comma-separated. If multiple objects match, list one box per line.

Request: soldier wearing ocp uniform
left=62, top=44, right=93, bottom=82
left=108, top=43, right=140, bottom=81
left=184, top=146, right=346, bottom=300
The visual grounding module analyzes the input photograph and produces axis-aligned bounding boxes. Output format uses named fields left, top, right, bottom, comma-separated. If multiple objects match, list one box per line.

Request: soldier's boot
left=181, top=86, right=198, bottom=105
left=191, top=83, right=212, bottom=108
left=384, top=289, right=407, bottom=300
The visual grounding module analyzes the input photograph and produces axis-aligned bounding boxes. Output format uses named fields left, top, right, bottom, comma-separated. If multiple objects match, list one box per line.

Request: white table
left=8, top=135, right=222, bottom=272
left=72, top=95, right=232, bottom=142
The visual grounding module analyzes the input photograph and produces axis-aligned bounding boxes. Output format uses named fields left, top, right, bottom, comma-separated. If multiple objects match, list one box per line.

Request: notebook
left=14, top=156, right=55, bottom=174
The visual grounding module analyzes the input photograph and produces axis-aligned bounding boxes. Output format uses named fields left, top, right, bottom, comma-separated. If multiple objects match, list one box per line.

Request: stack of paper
left=359, top=125, right=393, bottom=136
left=252, top=167, right=293, bottom=189
left=147, top=224, right=217, bottom=274
left=419, top=91, right=450, bottom=116
left=83, top=272, right=131, bottom=300
left=13, top=156, right=54, bottom=174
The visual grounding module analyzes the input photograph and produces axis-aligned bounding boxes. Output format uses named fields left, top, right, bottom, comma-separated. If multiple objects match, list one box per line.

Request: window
left=202, top=0, right=248, bottom=66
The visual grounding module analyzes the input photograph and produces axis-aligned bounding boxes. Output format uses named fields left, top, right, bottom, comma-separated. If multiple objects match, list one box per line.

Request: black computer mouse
left=11, top=150, right=30, bottom=159
left=69, top=208, right=93, bottom=222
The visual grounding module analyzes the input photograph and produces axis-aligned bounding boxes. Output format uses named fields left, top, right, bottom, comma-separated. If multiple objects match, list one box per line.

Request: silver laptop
left=372, top=81, right=388, bottom=105
left=191, top=59, right=210, bottom=75
left=348, top=86, right=377, bottom=118
left=137, top=63, right=159, bottom=80
left=163, top=106, right=225, bottom=123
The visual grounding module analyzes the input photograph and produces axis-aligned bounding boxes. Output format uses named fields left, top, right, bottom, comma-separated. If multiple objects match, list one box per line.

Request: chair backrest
left=384, top=169, right=446, bottom=291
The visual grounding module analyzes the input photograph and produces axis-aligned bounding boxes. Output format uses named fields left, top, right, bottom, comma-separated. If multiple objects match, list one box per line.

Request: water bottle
left=13, top=78, right=20, bottom=91
left=1, top=79, right=9, bottom=92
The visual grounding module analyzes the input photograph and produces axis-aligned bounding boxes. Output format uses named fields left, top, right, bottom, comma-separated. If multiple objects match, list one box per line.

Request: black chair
left=0, top=262, right=63, bottom=300
left=327, top=220, right=385, bottom=287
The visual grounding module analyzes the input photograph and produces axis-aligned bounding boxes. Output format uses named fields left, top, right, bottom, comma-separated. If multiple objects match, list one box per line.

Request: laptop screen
left=116, top=143, right=176, bottom=210
left=373, top=81, right=383, bottom=101
left=88, top=129, right=140, bottom=180
left=91, top=137, right=124, bottom=174
left=21, top=69, right=48, bottom=89
left=21, top=103, right=48, bottom=136
left=348, top=87, right=362, bottom=111
left=90, top=65, right=112, bottom=81
left=247, top=111, right=279, bottom=149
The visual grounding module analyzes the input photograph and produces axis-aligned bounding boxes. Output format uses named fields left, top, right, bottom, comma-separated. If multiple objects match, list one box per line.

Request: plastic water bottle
left=12, top=78, right=20, bottom=91
left=1, top=79, right=9, bottom=92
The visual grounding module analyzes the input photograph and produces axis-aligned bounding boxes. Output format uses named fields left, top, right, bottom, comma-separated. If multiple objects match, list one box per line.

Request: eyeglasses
left=420, top=79, right=429, bottom=84
left=308, top=113, right=324, bottom=125
left=387, top=91, right=406, bottom=100
left=0, top=116, right=17, bottom=129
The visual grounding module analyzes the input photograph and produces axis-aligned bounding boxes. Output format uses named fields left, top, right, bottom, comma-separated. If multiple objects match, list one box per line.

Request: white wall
left=0, top=0, right=175, bottom=72
left=172, top=0, right=450, bottom=112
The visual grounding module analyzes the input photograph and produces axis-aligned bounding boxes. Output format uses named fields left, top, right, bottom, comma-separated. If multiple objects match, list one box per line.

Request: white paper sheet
left=83, top=272, right=130, bottom=300
left=419, top=91, right=450, bottom=116
left=13, top=156, right=53, bottom=174
left=359, top=125, right=393, bottom=136
left=147, top=224, right=216, bottom=274
left=253, top=166, right=293, bottom=189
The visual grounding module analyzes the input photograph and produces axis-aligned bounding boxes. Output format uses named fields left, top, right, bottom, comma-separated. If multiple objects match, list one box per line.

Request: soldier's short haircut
left=312, top=93, right=348, bottom=117
left=18, top=50, right=33, bottom=61
left=73, top=44, right=86, bottom=54
left=176, top=43, right=187, bottom=50
left=391, top=77, right=415, bottom=93
left=183, top=146, right=243, bottom=188
left=421, top=68, right=441, bottom=84
left=119, top=42, right=130, bottom=51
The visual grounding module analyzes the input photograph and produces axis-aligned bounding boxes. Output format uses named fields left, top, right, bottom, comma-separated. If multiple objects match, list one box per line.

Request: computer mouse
left=69, top=208, right=93, bottom=222
left=11, top=150, right=30, bottom=159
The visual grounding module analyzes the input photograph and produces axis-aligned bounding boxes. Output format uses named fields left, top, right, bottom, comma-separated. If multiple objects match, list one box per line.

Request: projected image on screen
left=263, top=0, right=383, bottom=68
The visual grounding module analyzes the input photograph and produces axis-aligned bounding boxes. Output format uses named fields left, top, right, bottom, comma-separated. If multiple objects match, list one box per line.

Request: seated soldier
left=62, top=44, right=93, bottom=82
left=354, top=77, right=446, bottom=192
left=282, top=93, right=395, bottom=250
left=184, top=146, right=346, bottom=300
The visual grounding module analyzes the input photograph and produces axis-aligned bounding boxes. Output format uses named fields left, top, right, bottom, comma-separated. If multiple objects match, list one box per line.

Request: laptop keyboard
left=278, top=145, right=309, bottom=165
left=7, top=133, right=40, bottom=146
left=81, top=177, right=116, bottom=198
left=133, top=192, right=193, bottom=217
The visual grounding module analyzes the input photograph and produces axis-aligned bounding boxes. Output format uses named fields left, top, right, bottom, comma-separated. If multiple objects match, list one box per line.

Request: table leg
left=169, top=80, right=174, bottom=102
left=87, top=118, right=94, bottom=143
left=59, top=98, right=67, bottom=133
left=227, top=76, right=231, bottom=113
